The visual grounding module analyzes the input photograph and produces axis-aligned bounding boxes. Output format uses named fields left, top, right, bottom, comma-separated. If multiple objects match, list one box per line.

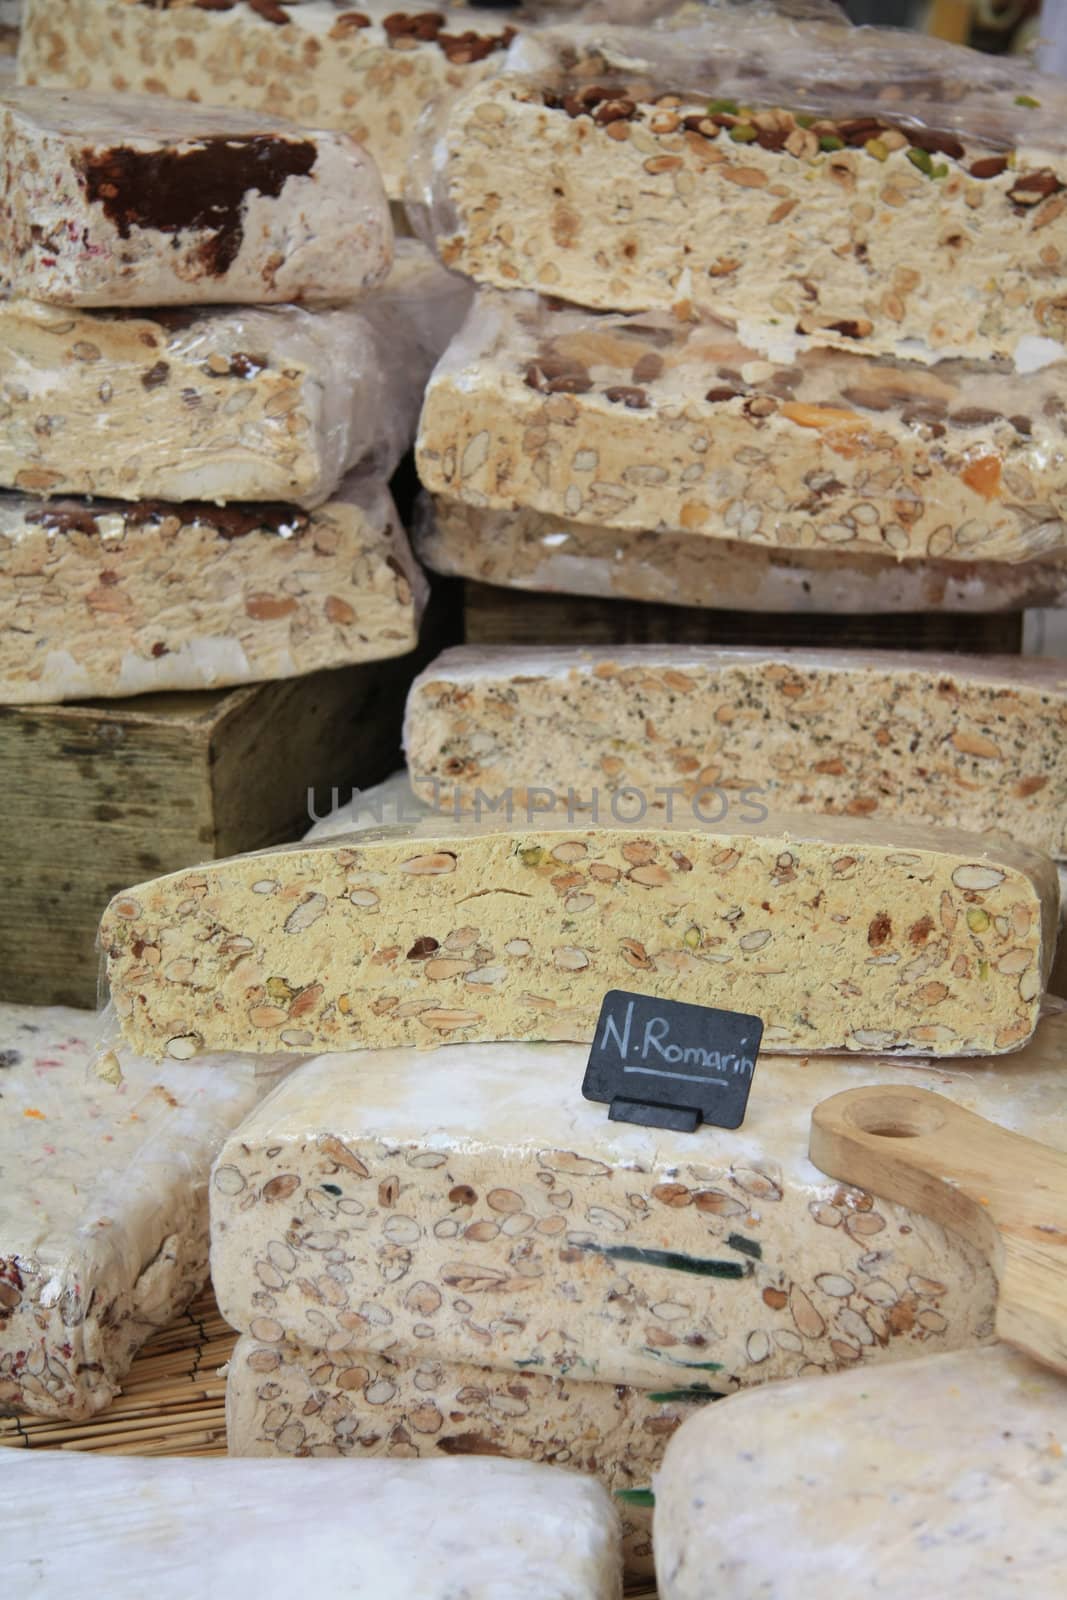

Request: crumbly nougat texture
left=103, top=813, right=1057, bottom=1060
left=416, top=293, right=1067, bottom=564
left=404, top=645, right=1067, bottom=858
left=210, top=1018, right=1067, bottom=1391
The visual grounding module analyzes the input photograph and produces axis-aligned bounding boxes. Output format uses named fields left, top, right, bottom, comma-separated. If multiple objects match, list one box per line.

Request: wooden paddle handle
left=810, top=1084, right=1067, bottom=1376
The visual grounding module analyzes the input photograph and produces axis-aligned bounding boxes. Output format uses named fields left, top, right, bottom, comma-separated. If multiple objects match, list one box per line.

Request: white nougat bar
left=227, top=1331, right=698, bottom=1577
left=0, top=87, right=391, bottom=306
left=0, top=1003, right=287, bottom=1419
left=0, top=1451, right=623, bottom=1599
left=0, top=242, right=463, bottom=505
left=433, top=38, right=1067, bottom=362
left=416, top=496, right=1067, bottom=615
left=16, top=0, right=520, bottom=200
left=416, top=292, right=1067, bottom=566
left=210, top=1015, right=1067, bottom=1392
left=404, top=645, right=1067, bottom=858
left=102, top=813, right=1057, bottom=1059
left=654, top=1345, right=1067, bottom=1598
left=0, top=478, right=426, bottom=702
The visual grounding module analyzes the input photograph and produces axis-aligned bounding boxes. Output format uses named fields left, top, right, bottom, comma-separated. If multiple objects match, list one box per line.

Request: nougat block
left=0, top=478, right=426, bottom=702
left=433, top=50, right=1067, bottom=361
left=416, top=293, right=1067, bottom=565
left=0, top=88, right=391, bottom=306
left=0, top=1002, right=288, bottom=1419
left=0, top=1451, right=622, bottom=1599
left=404, top=645, right=1067, bottom=858
left=227, top=1333, right=699, bottom=1577
left=417, top=496, right=1067, bottom=616
left=654, top=1345, right=1067, bottom=1599
left=103, top=814, right=1057, bottom=1059
left=0, top=240, right=464, bottom=505
left=210, top=1015, right=1067, bottom=1391
left=16, top=0, right=520, bottom=200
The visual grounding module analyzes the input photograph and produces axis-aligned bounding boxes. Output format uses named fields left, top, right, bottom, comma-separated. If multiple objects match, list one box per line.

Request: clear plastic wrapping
left=0, top=475, right=427, bottom=703
left=417, top=23, right=1067, bottom=360
left=0, top=240, right=471, bottom=508
left=414, top=290, right=1067, bottom=565
left=210, top=1015, right=1067, bottom=1393
left=0, top=87, right=392, bottom=307
left=0, top=1001, right=292, bottom=1420
left=15, top=0, right=523, bottom=202
left=415, top=493, right=1067, bottom=614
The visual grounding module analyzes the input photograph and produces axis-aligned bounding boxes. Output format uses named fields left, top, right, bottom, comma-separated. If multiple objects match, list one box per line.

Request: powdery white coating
left=226, top=1331, right=694, bottom=1577
left=428, top=22, right=1067, bottom=362
left=654, top=1344, right=1067, bottom=1599
left=103, top=810, right=1059, bottom=1060
left=0, top=477, right=426, bottom=703
left=416, top=495, right=1067, bottom=615
left=0, top=1002, right=288, bottom=1419
left=0, top=1451, right=623, bottom=1599
left=15, top=0, right=521, bottom=200
left=0, top=87, right=392, bottom=306
left=416, top=292, right=1067, bottom=564
left=404, top=645, right=1067, bottom=858
left=0, top=241, right=467, bottom=505
left=209, top=1010, right=1067, bottom=1391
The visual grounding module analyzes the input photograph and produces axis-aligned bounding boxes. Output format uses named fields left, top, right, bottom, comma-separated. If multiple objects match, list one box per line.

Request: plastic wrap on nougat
left=0, top=1003, right=291, bottom=1419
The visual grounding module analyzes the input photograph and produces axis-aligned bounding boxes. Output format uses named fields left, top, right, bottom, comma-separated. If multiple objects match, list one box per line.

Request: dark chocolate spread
left=79, top=135, right=317, bottom=276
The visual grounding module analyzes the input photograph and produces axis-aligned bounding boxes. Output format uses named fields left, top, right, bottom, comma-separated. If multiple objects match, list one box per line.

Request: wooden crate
left=463, top=583, right=1024, bottom=653
left=0, top=564, right=470, bottom=1008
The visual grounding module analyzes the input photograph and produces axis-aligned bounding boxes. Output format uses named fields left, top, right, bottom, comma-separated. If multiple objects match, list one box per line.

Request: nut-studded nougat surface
left=210, top=1015, right=1067, bottom=1392
left=0, top=478, right=425, bottom=702
left=654, top=1345, right=1067, bottom=1599
left=1, top=241, right=468, bottom=505
left=430, top=29, right=1067, bottom=361
left=16, top=0, right=520, bottom=200
left=416, top=292, right=1067, bottom=564
left=0, top=87, right=391, bottom=306
left=417, top=495, right=1067, bottom=614
left=102, top=813, right=1058, bottom=1059
left=404, top=645, right=1067, bottom=858
left=227, top=1332, right=697, bottom=1577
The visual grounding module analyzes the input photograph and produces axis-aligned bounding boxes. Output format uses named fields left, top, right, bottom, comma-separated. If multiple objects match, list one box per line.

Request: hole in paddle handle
left=845, top=1092, right=947, bottom=1141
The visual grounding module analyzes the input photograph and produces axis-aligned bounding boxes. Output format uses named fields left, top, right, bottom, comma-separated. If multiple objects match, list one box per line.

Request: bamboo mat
left=0, top=1286, right=657, bottom=1595
left=0, top=1286, right=233, bottom=1456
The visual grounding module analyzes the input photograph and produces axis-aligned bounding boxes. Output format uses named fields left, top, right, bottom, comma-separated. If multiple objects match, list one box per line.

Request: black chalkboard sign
left=582, top=991, right=763, bottom=1133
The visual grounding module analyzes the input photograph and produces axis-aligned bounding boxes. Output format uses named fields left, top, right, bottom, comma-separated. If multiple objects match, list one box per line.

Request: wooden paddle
left=809, top=1084, right=1067, bottom=1377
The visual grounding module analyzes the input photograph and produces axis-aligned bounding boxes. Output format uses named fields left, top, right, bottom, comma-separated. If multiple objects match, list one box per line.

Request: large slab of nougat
left=404, top=646, right=1067, bottom=858
left=103, top=812, right=1057, bottom=1059
left=227, top=1332, right=697, bottom=1577
left=0, top=1451, right=622, bottom=1599
left=211, top=1014, right=1067, bottom=1391
left=0, top=478, right=426, bottom=702
left=431, top=32, right=1067, bottom=362
left=416, top=293, right=1067, bottom=565
left=15, top=0, right=520, bottom=201
left=654, top=1345, right=1067, bottom=1598
left=0, top=243, right=460, bottom=505
left=0, top=88, right=391, bottom=306
left=0, top=1003, right=287, bottom=1419
left=417, top=496, right=1067, bottom=615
